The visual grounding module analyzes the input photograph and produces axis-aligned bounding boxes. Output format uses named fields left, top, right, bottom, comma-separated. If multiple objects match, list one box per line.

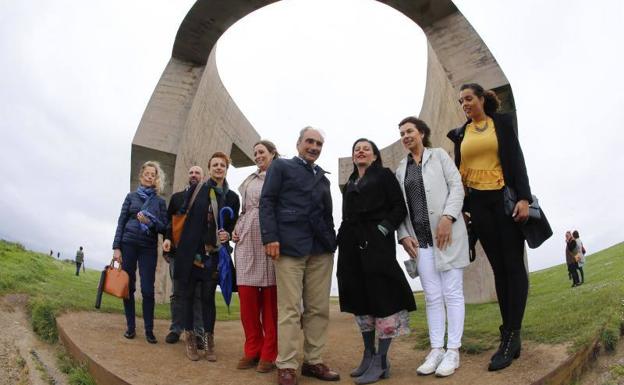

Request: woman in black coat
left=337, top=138, right=416, bottom=384
left=174, top=152, right=240, bottom=362
left=447, top=83, right=532, bottom=371
left=112, top=161, right=168, bottom=343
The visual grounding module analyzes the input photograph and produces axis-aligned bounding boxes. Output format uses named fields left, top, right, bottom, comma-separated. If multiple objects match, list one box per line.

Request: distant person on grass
left=565, top=231, right=581, bottom=287
left=162, top=165, right=205, bottom=347
left=337, top=138, right=416, bottom=384
left=75, top=246, right=84, bottom=276
left=112, top=161, right=168, bottom=344
left=573, top=230, right=586, bottom=284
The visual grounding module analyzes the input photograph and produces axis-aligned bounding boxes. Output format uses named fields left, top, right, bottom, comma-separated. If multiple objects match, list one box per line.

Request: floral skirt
left=355, top=309, right=410, bottom=339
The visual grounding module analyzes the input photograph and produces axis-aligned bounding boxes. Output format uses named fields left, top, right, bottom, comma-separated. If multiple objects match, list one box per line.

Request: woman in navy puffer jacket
left=113, top=161, right=168, bottom=343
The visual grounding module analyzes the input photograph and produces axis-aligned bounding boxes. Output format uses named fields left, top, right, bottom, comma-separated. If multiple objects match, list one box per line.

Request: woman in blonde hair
left=113, top=161, right=168, bottom=343
left=447, top=83, right=533, bottom=371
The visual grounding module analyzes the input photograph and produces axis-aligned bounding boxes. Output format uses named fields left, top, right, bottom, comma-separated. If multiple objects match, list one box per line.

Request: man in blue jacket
left=260, top=127, right=339, bottom=385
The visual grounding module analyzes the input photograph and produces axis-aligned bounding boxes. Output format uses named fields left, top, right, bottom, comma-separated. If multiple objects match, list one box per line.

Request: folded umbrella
left=217, top=206, right=235, bottom=312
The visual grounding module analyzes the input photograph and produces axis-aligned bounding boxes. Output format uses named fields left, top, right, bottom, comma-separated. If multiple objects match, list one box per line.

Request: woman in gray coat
left=395, top=117, right=469, bottom=377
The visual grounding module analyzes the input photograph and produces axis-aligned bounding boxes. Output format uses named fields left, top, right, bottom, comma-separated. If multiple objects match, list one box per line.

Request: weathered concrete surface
left=132, top=0, right=520, bottom=303
left=57, top=306, right=570, bottom=385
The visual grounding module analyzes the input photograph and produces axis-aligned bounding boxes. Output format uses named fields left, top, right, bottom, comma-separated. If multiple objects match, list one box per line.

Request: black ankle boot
left=488, top=329, right=521, bottom=371
left=490, top=325, right=508, bottom=360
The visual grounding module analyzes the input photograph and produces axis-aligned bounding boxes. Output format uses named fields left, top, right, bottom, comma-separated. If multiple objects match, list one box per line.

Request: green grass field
left=1, top=240, right=622, bottom=353
left=408, top=242, right=624, bottom=353
left=0, top=240, right=239, bottom=342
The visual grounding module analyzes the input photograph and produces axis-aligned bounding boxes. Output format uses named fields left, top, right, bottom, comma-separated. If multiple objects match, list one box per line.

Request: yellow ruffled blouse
left=459, top=117, right=505, bottom=190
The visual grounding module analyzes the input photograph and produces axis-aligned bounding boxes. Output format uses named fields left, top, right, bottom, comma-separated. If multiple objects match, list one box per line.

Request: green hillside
left=1, top=239, right=622, bottom=352
left=0, top=240, right=239, bottom=342
left=409, top=242, right=624, bottom=353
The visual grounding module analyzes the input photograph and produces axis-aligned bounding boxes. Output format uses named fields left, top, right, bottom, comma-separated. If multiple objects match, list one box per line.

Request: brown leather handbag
left=102, top=260, right=130, bottom=299
left=171, top=182, right=204, bottom=246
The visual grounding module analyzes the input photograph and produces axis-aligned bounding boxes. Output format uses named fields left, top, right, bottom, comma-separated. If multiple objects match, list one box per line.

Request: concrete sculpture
left=133, top=0, right=518, bottom=303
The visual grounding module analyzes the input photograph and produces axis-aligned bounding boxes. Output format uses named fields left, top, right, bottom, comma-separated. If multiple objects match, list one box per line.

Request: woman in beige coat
left=395, top=117, right=469, bottom=377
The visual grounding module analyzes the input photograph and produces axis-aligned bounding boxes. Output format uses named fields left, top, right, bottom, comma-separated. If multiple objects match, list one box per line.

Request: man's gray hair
left=297, top=126, right=325, bottom=143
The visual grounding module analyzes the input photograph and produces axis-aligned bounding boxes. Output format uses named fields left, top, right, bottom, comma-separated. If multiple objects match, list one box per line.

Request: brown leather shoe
left=256, top=360, right=275, bottom=373
left=277, top=368, right=297, bottom=385
left=301, top=363, right=340, bottom=381
left=237, top=356, right=258, bottom=370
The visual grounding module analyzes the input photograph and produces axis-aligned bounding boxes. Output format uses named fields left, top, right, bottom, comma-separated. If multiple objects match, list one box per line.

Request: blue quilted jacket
left=112, top=191, right=168, bottom=249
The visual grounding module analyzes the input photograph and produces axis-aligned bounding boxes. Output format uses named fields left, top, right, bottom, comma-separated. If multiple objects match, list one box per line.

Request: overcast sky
left=1, top=0, right=623, bottom=293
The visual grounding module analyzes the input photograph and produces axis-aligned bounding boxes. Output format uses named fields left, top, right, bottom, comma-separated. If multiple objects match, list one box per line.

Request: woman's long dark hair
left=350, top=138, right=382, bottom=178
left=460, top=83, right=501, bottom=116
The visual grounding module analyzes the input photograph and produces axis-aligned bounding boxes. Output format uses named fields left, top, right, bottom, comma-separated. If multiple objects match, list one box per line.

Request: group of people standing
left=565, top=230, right=586, bottom=287
left=111, top=82, right=537, bottom=385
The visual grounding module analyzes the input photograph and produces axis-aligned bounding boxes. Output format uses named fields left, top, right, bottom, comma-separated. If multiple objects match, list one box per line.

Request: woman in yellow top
left=447, top=83, right=531, bottom=372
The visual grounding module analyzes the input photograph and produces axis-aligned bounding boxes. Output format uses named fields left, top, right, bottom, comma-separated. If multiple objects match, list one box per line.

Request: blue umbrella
left=218, top=206, right=235, bottom=312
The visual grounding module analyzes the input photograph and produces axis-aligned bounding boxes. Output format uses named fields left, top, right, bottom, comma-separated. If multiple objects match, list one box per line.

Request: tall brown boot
left=185, top=331, right=200, bottom=361
left=204, top=332, right=217, bottom=362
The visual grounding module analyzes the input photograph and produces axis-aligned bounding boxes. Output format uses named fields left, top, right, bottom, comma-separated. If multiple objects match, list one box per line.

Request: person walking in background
left=75, top=246, right=84, bottom=276
left=174, top=152, right=240, bottom=362
left=573, top=230, right=586, bottom=284
left=447, top=83, right=533, bottom=371
left=162, top=166, right=205, bottom=346
left=232, top=140, right=280, bottom=373
left=396, top=117, right=469, bottom=377
left=260, top=127, right=340, bottom=385
left=112, top=161, right=168, bottom=344
left=565, top=231, right=581, bottom=287
left=337, top=138, right=416, bottom=384
left=57, top=252, right=60, bottom=259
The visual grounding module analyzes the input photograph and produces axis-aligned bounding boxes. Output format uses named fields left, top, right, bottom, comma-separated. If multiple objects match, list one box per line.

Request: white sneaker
left=435, top=349, right=460, bottom=377
left=416, top=348, right=445, bottom=375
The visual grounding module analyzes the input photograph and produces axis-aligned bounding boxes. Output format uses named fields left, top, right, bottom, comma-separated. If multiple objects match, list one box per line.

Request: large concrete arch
left=133, top=0, right=517, bottom=303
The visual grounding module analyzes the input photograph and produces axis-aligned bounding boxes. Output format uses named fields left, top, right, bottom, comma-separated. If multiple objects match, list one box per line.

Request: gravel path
left=0, top=295, right=68, bottom=385
left=57, top=304, right=570, bottom=385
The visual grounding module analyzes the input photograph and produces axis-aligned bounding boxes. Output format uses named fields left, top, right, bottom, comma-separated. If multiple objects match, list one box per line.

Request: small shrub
left=68, top=365, right=96, bottom=385
left=29, top=300, right=58, bottom=343
left=56, top=351, right=73, bottom=374
left=600, top=327, right=618, bottom=353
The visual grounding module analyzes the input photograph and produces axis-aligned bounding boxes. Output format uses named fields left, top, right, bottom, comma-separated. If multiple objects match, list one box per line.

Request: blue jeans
left=121, top=243, right=157, bottom=333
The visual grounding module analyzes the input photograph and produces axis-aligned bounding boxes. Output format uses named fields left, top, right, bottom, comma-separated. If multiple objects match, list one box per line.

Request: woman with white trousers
left=394, top=116, right=470, bottom=377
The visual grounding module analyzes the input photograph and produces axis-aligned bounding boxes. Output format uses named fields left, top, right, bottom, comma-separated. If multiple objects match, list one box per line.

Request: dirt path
left=0, top=295, right=68, bottom=385
left=577, top=337, right=624, bottom=385
left=57, top=304, right=571, bottom=385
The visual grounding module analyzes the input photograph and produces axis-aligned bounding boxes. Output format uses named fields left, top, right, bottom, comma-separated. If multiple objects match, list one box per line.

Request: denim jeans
left=121, top=243, right=157, bottom=333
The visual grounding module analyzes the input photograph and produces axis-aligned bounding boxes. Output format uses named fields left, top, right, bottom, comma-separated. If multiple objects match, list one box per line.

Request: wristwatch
left=442, top=214, right=456, bottom=222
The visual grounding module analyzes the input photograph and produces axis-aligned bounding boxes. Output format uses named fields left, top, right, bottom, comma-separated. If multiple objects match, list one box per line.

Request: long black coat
left=173, top=180, right=240, bottom=282
left=337, top=164, right=417, bottom=317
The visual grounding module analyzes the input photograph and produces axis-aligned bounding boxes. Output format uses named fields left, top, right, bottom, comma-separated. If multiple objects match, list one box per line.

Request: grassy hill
left=1, top=239, right=622, bottom=352
left=408, top=242, right=624, bottom=353
left=0, top=240, right=238, bottom=342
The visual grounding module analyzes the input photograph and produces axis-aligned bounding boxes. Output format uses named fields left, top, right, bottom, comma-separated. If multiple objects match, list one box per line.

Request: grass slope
left=1, top=240, right=622, bottom=353
left=408, top=242, right=624, bottom=353
left=0, top=241, right=239, bottom=342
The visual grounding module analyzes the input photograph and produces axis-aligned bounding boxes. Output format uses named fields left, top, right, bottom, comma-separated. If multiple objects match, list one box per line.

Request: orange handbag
left=171, top=214, right=186, bottom=246
left=171, top=182, right=203, bottom=247
left=102, top=260, right=130, bottom=299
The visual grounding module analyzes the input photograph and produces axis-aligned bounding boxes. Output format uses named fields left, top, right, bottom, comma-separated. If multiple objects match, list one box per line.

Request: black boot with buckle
left=488, top=329, right=521, bottom=371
